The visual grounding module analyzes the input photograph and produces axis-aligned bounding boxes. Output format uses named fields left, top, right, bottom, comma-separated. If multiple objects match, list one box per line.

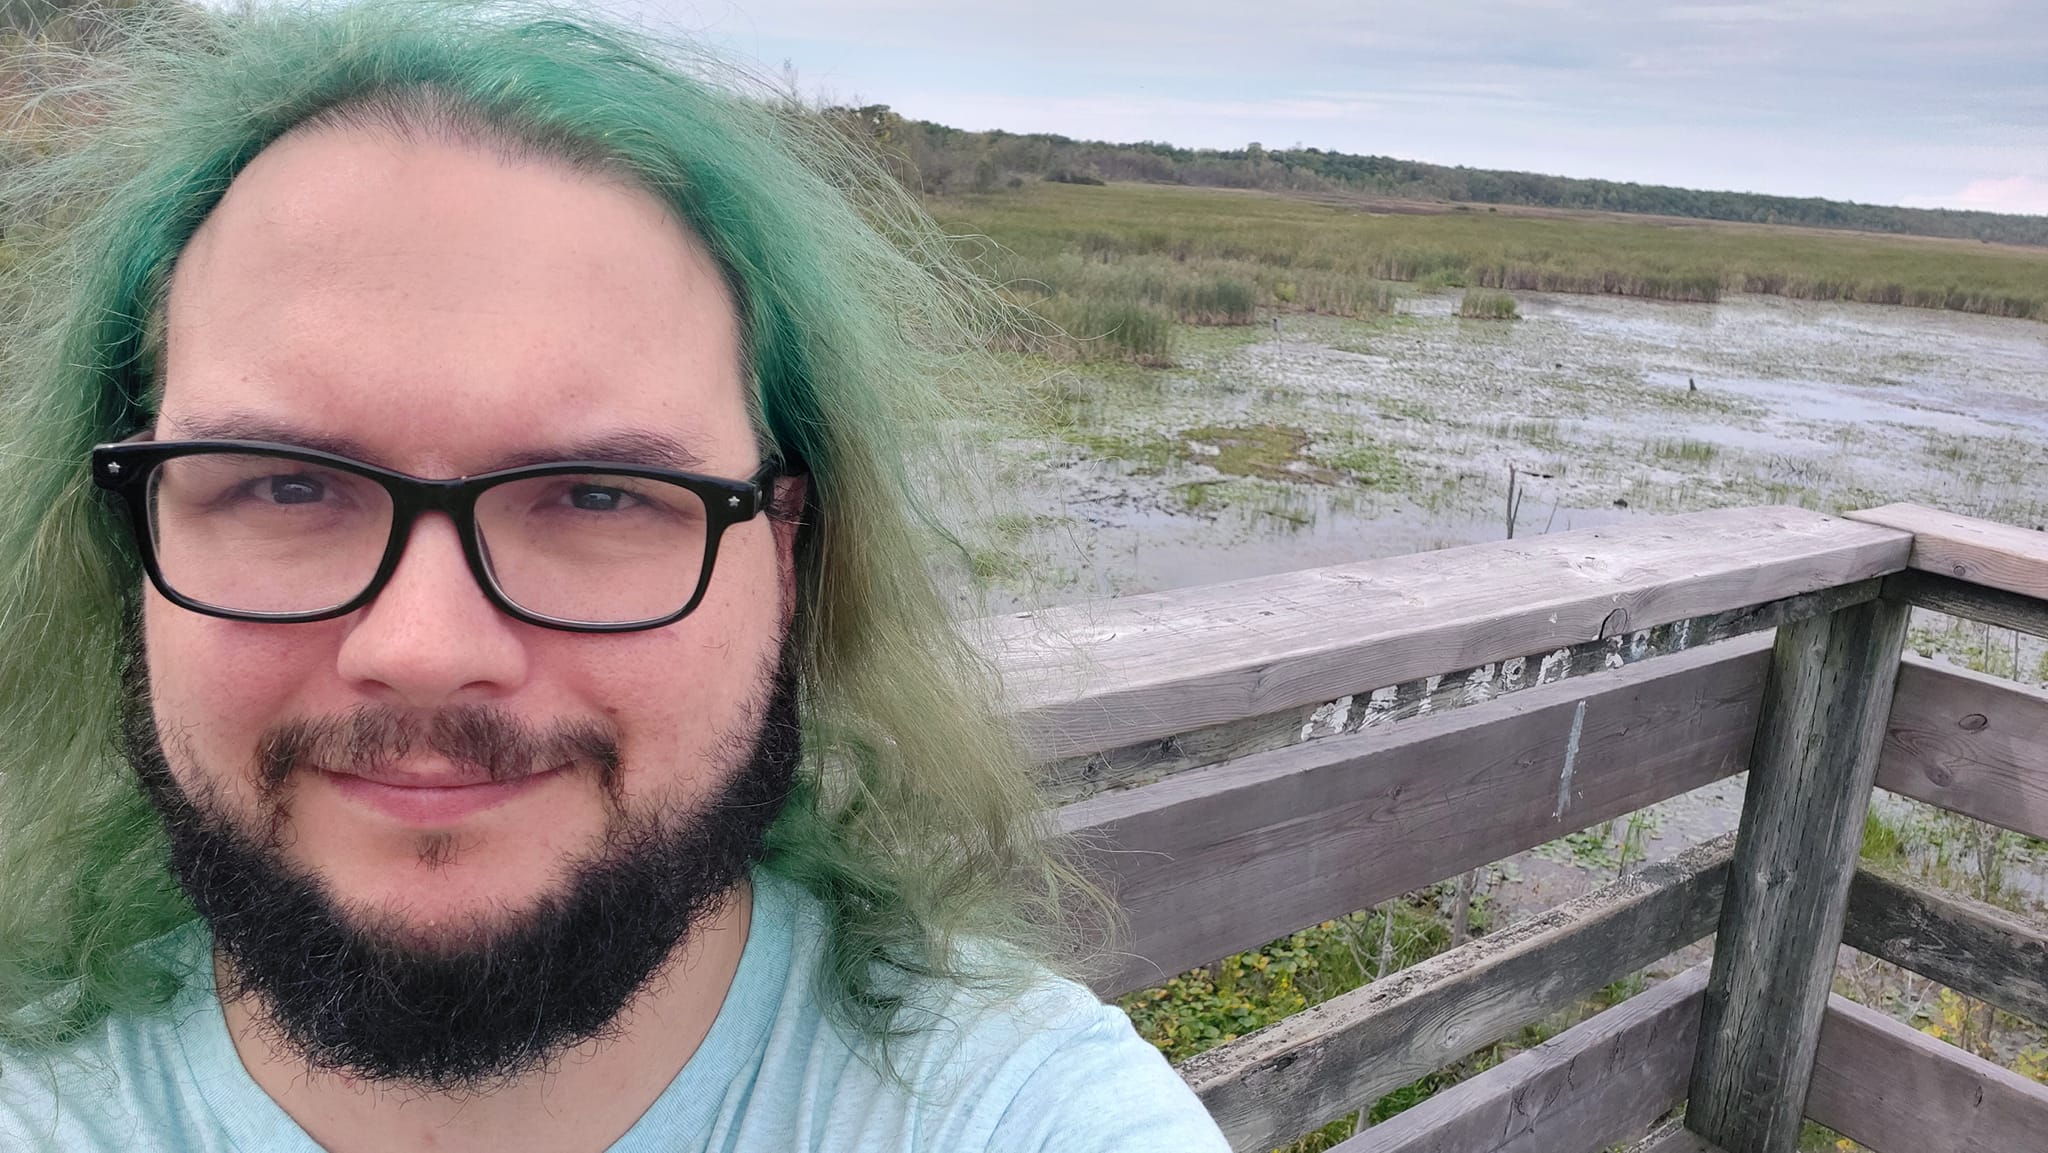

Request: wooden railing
left=982, top=503, right=2048, bottom=1153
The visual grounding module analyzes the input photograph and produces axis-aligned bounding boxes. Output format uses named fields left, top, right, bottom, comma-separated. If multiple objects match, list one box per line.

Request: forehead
left=158, top=127, right=751, bottom=473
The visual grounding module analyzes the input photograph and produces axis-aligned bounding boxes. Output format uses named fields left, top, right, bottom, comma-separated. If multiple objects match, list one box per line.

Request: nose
left=334, top=512, right=529, bottom=707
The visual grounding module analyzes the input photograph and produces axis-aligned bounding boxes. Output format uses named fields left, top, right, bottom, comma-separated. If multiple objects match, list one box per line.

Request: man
left=0, top=3, right=1231, bottom=1150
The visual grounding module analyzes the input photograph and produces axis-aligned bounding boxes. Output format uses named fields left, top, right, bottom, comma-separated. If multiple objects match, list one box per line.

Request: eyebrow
left=163, top=413, right=714, bottom=475
left=492, top=431, right=712, bottom=473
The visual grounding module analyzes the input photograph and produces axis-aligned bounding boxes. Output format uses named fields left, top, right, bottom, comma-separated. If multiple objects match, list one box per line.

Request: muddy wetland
left=964, top=290, right=2047, bottom=610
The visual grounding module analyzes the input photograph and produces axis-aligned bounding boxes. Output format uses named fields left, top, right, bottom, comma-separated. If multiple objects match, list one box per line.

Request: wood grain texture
left=1333, top=966, right=1710, bottom=1153
left=1182, top=836, right=1733, bottom=1152
left=1040, top=579, right=1881, bottom=804
left=1688, top=597, right=1911, bottom=1153
left=1885, top=569, right=2048, bottom=640
left=1849, top=503, right=2048, bottom=602
left=1842, top=865, right=2048, bottom=1028
left=1806, top=992, right=2048, bottom=1153
left=983, top=506, right=1907, bottom=761
left=1624, top=1121, right=1729, bottom=1153
left=1061, top=636, right=1771, bottom=996
left=1877, top=654, right=2048, bottom=841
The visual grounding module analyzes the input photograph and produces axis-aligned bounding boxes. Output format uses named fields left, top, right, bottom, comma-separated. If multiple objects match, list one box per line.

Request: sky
left=606, top=0, right=2048, bottom=215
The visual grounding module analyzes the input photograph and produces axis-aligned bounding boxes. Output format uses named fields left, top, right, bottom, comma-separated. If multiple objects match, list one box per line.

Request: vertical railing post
left=1685, top=596, right=1909, bottom=1153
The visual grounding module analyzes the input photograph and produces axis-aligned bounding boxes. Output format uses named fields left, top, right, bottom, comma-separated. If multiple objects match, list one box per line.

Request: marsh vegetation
left=937, top=182, right=2048, bottom=340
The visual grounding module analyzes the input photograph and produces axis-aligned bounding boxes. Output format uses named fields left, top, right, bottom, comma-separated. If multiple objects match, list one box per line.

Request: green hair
left=0, top=0, right=1107, bottom=1062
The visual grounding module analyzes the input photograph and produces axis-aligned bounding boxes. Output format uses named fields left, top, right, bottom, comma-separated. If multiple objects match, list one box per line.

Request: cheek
left=583, top=529, right=786, bottom=802
left=143, top=590, right=337, bottom=792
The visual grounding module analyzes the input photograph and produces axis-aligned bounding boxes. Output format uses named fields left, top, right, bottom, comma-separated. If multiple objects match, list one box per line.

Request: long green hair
left=0, top=0, right=1106, bottom=1058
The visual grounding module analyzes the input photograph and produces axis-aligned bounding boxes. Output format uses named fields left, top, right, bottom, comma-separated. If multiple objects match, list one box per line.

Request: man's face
left=145, top=129, right=790, bottom=965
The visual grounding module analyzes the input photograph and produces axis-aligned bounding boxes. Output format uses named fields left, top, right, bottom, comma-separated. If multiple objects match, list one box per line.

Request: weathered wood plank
left=1842, top=865, right=2048, bottom=1028
left=986, top=506, right=1908, bottom=761
left=1063, top=636, right=1771, bottom=996
left=1806, top=992, right=2048, bottom=1153
left=1334, top=966, right=1710, bottom=1153
left=1181, top=836, right=1733, bottom=1152
left=1040, top=579, right=1880, bottom=803
left=1624, top=1121, right=1728, bottom=1153
left=1877, top=654, right=2048, bottom=841
left=1688, top=597, right=1911, bottom=1153
left=1885, top=569, right=2048, bottom=640
left=1850, top=503, right=2048, bottom=603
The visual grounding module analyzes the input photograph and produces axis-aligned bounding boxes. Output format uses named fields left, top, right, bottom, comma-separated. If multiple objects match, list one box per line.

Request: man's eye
left=265, top=475, right=327, bottom=505
left=568, top=484, right=633, bottom=512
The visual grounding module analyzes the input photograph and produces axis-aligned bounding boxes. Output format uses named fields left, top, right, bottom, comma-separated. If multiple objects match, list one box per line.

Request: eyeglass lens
left=145, top=452, right=710, bottom=624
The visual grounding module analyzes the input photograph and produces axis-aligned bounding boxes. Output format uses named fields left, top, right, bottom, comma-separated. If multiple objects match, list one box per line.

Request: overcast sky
left=609, top=0, right=2048, bottom=214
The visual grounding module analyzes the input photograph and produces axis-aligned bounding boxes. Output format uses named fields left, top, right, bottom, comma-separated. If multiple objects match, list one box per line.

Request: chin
left=301, top=835, right=599, bottom=948
left=337, top=881, right=576, bottom=958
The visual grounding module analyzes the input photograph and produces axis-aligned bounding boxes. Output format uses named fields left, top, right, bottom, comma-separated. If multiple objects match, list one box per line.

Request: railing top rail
left=1849, top=502, right=2048, bottom=603
left=981, top=505, right=1908, bottom=762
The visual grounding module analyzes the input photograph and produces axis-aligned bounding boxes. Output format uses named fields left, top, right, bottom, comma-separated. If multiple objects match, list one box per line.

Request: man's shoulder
left=884, top=963, right=1228, bottom=1151
left=746, top=875, right=1228, bottom=1152
left=760, top=868, right=1112, bottom=1068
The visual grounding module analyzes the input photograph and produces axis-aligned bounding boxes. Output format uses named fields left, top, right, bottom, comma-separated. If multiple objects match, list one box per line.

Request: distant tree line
left=823, top=105, right=2048, bottom=248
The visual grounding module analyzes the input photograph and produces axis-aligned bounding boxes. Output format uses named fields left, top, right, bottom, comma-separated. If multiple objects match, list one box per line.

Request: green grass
left=1316, top=438, right=1410, bottom=488
left=1170, top=275, right=1258, bottom=325
left=1023, top=293, right=1176, bottom=365
left=1118, top=889, right=1488, bottom=1149
left=1118, top=878, right=1687, bottom=1150
left=936, top=183, right=2048, bottom=334
left=1065, top=422, right=1407, bottom=498
left=1277, top=271, right=1402, bottom=316
left=1861, top=808, right=1908, bottom=865
left=1907, top=619, right=2045, bottom=685
left=1653, top=438, right=1720, bottom=466
left=1181, top=424, right=1313, bottom=481
left=1456, top=290, right=1520, bottom=320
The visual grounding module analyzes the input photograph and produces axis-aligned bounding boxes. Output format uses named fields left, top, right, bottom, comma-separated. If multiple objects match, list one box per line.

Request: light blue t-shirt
left=0, top=868, right=1230, bottom=1152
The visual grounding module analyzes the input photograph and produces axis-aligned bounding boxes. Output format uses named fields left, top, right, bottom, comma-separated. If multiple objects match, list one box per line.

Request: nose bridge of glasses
left=381, top=474, right=490, bottom=574
left=378, top=471, right=486, bottom=539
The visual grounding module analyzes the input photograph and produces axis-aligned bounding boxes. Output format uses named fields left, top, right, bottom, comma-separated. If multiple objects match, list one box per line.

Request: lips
left=320, top=762, right=567, bottom=826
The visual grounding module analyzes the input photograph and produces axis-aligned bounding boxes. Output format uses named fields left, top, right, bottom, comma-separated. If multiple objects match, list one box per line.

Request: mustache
left=257, top=705, right=621, bottom=793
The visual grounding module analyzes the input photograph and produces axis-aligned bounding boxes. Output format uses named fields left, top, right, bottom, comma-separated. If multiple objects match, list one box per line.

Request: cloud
left=1662, top=4, right=1801, bottom=24
left=1905, top=175, right=2048, bottom=215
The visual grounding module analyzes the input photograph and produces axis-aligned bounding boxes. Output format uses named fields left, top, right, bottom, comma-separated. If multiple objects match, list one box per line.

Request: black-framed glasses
left=91, top=435, right=783, bottom=633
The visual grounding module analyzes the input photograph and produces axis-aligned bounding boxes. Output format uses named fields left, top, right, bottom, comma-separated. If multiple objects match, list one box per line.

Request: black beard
left=121, top=625, right=801, bottom=1093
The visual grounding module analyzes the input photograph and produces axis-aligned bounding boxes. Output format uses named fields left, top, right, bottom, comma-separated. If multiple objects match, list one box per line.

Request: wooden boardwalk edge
left=1849, top=502, right=2048, bottom=603
left=991, top=506, right=1907, bottom=761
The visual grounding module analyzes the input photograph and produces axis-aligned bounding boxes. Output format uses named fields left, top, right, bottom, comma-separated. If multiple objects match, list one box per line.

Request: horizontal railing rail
left=1035, top=578, right=1879, bottom=804
left=1842, top=864, right=2048, bottom=1028
left=1848, top=503, right=2048, bottom=607
left=1806, top=991, right=2048, bottom=1151
left=1336, top=964, right=1712, bottom=1153
left=1879, top=656, right=2048, bottom=841
left=984, top=505, right=1909, bottom=764
left=1061, top=635, right=1771, bottom=996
